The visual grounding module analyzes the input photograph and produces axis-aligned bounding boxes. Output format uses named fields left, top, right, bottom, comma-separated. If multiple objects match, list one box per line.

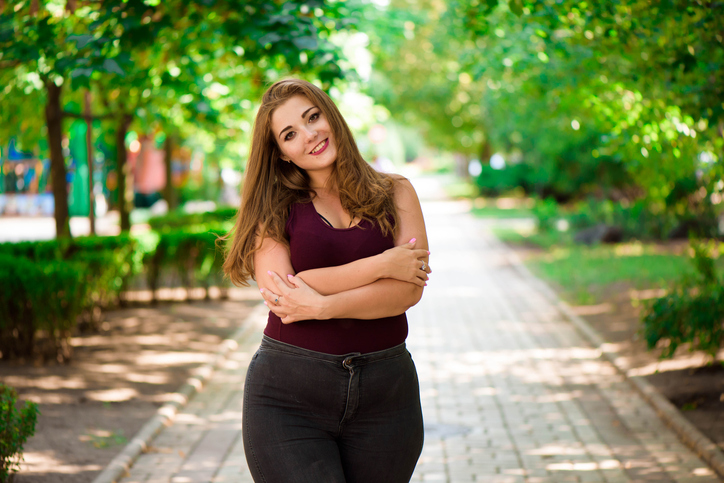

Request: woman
left=223, top=78, right=430, bottom=483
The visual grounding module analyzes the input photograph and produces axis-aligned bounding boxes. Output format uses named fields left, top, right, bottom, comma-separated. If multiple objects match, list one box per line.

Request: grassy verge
left=471, top=205, right=533, bottom=219
left=494, top=226, right=724, bottom=306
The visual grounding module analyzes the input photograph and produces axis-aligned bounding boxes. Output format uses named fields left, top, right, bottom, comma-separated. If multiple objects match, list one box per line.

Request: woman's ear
left=280, top=155, right=291, bottom=163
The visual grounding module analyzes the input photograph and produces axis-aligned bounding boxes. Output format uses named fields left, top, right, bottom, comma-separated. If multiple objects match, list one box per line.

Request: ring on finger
left=274, top=297, right=279, bottom=304
left=421, top=260, right=427, bottom=271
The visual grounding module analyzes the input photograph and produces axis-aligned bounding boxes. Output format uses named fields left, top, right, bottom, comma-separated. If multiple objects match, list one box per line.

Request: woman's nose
left=303, top=126, right=318, bottom=141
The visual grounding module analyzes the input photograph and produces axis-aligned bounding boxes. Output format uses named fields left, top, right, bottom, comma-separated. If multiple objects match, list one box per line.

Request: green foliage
left=147, top=208, right=237, bottom=231
left=0, top=235, right=141, bottom=312
left=144, top=226, right=228, bottom=300
left=474, top=164, right=531, bottom=197
left=531, top=197, right=560, bottom=233
left=0, top=255, right=88, bottom=360
left=0, top=235, right=141, bottom=359
left=529, top=243, right=692, bottom=305
left=642, top=240, right=724, bottom=358
left=365, top=0, right=723, bottom=230
left=0, top=384, right=39, bottom=483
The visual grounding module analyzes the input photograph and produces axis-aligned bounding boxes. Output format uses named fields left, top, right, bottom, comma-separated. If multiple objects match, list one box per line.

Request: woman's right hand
left=380, top=238, right=431, bottom=287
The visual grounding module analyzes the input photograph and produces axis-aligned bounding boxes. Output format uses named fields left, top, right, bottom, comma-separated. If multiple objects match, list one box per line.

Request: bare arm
left=294, top=237, right=429, bottom=295
left=262, top=177, right=430, bottom=323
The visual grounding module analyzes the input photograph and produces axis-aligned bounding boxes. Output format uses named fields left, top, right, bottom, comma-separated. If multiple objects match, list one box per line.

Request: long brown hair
left=222, top=78, right=398, bottom=286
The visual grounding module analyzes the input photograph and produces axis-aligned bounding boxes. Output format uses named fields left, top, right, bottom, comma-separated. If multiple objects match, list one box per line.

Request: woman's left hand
left=260, top=271, right=328, bottom=324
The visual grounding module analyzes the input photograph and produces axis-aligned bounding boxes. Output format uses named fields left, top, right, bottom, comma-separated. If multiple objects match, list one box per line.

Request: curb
left=500, top=240, right=724, bottom=480
left=91, top=302, right=267, bottom=483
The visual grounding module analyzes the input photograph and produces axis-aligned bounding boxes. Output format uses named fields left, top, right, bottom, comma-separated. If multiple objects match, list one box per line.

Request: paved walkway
left=118, top=177, right=720, bottom=483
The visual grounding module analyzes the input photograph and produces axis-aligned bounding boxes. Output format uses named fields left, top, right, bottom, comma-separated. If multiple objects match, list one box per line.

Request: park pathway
left=116, top=174, right=720, bottom=483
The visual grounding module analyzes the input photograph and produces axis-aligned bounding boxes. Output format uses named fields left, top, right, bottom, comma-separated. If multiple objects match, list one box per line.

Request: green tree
left=366, top=0, right=723, bottom=224
left=0, top=1, right=128, bottom=237
left=1, top=0, right=355, bottom=234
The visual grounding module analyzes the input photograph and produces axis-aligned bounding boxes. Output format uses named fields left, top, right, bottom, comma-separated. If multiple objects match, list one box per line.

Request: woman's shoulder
left=389, top=175, right=420, bottom=208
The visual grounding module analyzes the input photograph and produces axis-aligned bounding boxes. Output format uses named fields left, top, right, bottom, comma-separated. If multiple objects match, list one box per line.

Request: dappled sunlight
left=134, top=351, right=213, bottom=366
left=545, top=460, right=621, bottom=471
left=19, top=450, right=103, bottom=474
left=527, top=444, right=586, bottom=456
left=21, top=392, right=77, bottom=404
left=174, top=413, right=209, bottom=425
left=570, top=303, right=614, bottom=316
left=628, top=352, right=716, bottom=377
left=97, top=369, right=170, bottom=385
left=86, top=387, right=139, bottom=402
left=3, top=374, right=86, bottom=390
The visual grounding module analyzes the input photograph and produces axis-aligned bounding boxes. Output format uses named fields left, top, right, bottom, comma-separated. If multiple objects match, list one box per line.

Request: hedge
left=147, top=207, right=237, bottom=231
left=0, top=255, right=89, bottom=360
left=144, top=225, right=228, bottom=301
left=0, top=226, right=231, bottom=359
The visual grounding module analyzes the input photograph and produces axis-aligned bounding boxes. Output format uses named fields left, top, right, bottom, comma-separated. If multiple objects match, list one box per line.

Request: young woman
left=223, top=78, right=430, bottom=483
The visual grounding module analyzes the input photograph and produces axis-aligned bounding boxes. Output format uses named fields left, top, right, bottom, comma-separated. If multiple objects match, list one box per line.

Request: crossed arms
left=254, top=177, right=430, bottom=324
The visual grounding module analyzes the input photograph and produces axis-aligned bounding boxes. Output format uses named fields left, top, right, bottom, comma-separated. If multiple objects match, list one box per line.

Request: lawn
left=492, top=226, right=723, bottom=306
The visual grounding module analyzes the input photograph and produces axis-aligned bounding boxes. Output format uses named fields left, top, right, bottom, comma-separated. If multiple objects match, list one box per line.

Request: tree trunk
left=44, top=80, right=70, bottom=238
left=116, top=114, right=134, bottom=232
left=163, top=135, right=175, bottom=210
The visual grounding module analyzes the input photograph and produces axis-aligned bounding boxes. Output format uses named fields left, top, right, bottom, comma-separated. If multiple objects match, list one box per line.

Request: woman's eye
left=309, top=112, right=319, bottom=122
left=284, top=131, right=295, bottom=141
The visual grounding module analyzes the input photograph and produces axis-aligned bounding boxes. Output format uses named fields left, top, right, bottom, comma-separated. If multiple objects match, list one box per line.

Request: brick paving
left=118, top=177, right=720, bottom=483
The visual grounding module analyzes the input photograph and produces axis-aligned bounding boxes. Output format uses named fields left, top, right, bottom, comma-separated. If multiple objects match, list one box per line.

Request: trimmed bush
left=642, top=239, right=724, bottom=358
left=0, top=384, right=39, bottom=483
left=147, top=207, right=237, bottom=231
left=0, top=255, right=89, bottom=360
left=144, top=225, right=227, bottom=301
left=0, top=235, right=140, bottom=313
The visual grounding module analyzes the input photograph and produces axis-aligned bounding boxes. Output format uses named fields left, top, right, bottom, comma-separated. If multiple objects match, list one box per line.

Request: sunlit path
left=406, top=175, right=718, bottom=483
left=114, top=173, right=719, bottom=483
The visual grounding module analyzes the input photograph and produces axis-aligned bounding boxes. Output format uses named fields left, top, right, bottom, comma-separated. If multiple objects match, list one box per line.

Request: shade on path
left=116, top=174, right=719, bottom=483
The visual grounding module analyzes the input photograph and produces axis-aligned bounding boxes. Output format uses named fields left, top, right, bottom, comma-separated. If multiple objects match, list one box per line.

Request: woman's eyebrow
left=278, top=106, right=317, bottom=139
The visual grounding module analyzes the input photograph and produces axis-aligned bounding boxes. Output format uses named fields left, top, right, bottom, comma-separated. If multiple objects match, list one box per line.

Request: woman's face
left=270, top=95, right=337, bottom=181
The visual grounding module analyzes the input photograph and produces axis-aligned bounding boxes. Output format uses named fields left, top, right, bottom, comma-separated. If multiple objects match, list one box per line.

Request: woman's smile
left=310, top=138, right=329, bottom=155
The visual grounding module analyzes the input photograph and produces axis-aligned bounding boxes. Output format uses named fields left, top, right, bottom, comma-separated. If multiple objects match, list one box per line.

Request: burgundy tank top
left=263, top=200, right=408, bottom=355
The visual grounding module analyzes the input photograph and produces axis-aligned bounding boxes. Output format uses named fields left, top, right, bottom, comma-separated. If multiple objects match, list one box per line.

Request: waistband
left=259, top=335, right=408, bottom=367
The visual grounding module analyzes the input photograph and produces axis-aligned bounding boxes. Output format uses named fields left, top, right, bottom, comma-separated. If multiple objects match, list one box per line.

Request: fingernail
left=424, top=283, right=428, bottom=286
left=427, top=251, right=430, bottom=255
left=259, top=288, right=264, bottom=293
left=287, top=274, right=293, bottom=278
left=263, top=301, right=268, bottom=306
left=410, top=238, right=416, bottom=243
left=267, top=271, right=272, bottom=276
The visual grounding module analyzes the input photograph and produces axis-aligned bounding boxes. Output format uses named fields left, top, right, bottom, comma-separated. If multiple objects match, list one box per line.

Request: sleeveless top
left=263, top=200, right=408, bottom=355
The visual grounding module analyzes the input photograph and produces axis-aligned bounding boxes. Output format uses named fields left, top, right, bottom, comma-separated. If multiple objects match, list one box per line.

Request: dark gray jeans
left=243, top=336, right=424, bottom=483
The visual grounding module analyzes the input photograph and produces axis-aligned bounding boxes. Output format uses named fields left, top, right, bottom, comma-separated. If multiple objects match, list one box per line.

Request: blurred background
left=0, top=0, right=722, bottom=359
left=1, top=1, right=724, bottom=481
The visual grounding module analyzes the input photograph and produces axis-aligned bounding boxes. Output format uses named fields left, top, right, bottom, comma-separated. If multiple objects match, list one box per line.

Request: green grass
left=495, top=226, right=724, bottom=305
left=494, top=227, right=572, bottom=250
left=471, top=205, right=533, bottom=219
left=527, top=244, right=694, bottom=305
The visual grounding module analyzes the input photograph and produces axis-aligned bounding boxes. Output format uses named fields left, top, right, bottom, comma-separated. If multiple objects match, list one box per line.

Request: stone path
left=117, top=177, right=720, bottom=483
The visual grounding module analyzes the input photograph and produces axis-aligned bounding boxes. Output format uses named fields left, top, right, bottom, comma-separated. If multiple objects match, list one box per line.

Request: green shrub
left=0, top=235, right=140, bottom=314
left=641, top=239, right=724, bottom=358
left=0, top=255, right=89, bottom=360
left=144, top=225, right=228, bottom=300
left=532, top=197, right=561, bottom=233
left=473, top=164, right=532, bottom=197
left=147, top=207, right=237, bottom=231
left=0, top=384, right=38, bottom=483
